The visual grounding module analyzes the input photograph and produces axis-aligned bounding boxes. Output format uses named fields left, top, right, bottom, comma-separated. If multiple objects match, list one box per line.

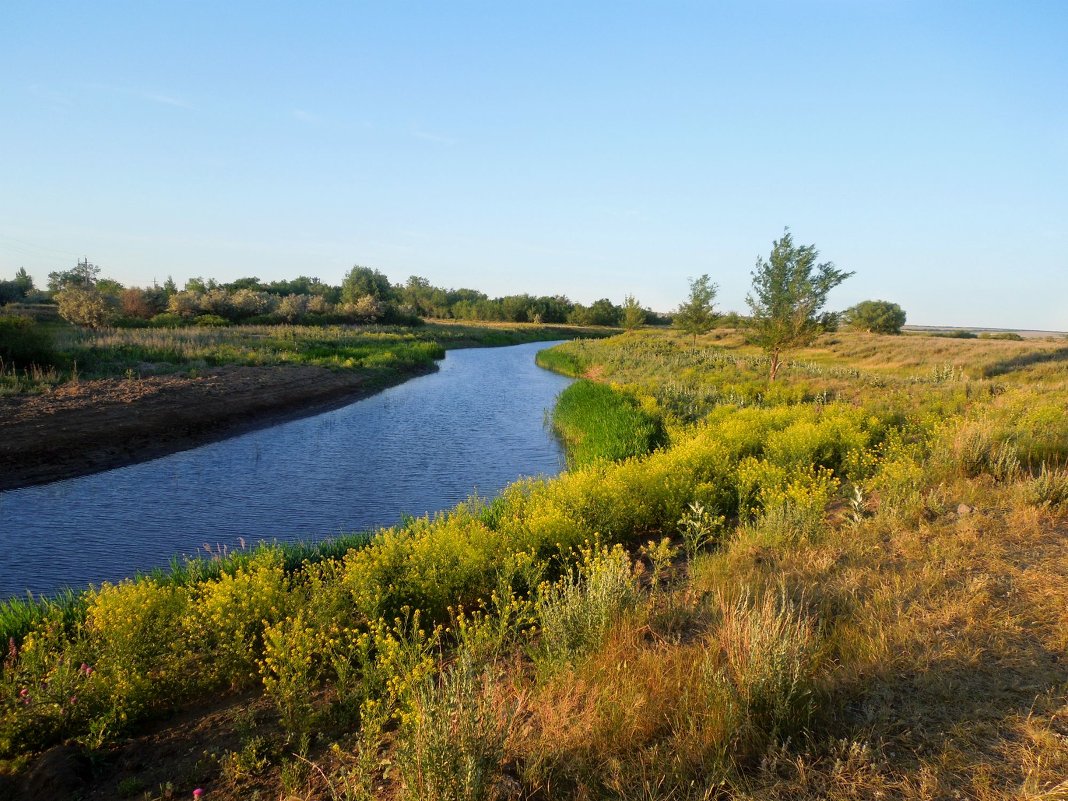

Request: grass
left=0, top=319, right=610, bottom=395
left=548, top=379, right=666, bottom=467
left=1, top=326, right=1067, bottom=799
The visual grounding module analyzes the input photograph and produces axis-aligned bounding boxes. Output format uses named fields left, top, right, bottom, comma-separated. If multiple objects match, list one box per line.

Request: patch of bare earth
left=0, top=364, right=431, bottom=491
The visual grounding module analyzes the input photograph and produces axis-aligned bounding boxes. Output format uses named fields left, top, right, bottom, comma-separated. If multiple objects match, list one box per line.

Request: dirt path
left=0, top=363, right=434, bottom=491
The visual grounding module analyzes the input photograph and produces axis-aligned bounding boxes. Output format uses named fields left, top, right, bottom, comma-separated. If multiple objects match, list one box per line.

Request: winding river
left=0, top=341, right=574, bottom=600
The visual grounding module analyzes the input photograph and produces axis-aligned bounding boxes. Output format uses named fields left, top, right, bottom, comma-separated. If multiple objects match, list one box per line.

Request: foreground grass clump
left=2, top=327, right=1067, bottom=800
left=549, top=379, right=666, bottom=467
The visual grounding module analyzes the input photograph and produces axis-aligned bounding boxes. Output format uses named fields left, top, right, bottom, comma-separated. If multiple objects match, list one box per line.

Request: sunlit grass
left=2, top=327, right=1066, bottom=799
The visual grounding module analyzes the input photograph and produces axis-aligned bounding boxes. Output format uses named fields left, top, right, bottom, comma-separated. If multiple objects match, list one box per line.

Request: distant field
left=904, top=323, right=1067, bottom=339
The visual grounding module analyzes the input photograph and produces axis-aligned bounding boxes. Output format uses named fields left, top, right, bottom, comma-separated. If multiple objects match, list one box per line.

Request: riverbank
left=0, top=321, right=605, bottom=491
left=0, top=363, right=433, bottom=491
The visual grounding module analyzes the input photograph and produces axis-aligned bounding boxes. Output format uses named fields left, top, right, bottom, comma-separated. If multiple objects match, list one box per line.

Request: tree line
left=0, top=262, right=671, bottom=330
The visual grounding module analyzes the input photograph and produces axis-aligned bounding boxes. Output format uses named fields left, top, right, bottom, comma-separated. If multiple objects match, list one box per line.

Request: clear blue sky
left=3, top=1, right=1066, bottom=329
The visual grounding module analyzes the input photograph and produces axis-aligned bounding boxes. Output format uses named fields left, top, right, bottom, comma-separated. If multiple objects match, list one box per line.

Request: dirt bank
left=0, top=363, right=434, bottom=492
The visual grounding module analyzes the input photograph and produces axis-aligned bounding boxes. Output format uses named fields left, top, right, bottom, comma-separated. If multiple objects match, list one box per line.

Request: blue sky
left=2, top=1, right=1066, bottom=329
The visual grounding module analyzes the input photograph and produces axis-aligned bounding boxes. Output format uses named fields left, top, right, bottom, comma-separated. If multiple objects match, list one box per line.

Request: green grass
left=549, top=380, right=666, bottom=467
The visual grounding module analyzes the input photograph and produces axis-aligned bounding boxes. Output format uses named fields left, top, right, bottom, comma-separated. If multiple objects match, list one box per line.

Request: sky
left=2, top=1, right=1066, bottom=329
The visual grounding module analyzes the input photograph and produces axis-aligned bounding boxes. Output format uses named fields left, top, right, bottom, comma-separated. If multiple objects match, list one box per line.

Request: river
left=0, top=341, right=573, bottom=599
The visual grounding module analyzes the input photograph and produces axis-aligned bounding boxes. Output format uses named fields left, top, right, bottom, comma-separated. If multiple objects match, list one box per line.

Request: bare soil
left=0, top=364, right=434, bottom=491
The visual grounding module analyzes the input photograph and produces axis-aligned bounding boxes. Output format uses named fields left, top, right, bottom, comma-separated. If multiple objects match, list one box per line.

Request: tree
left=0, top=281, right=22, bottom=305
left=674, top=274, right=718, bottom=346
left=341, top=265, right=395, bottom=304
left=746, top=229, right=853, bottom=380
left=95, top=278, right=125, bottom=297
left=48, top=257, right=100, bottom=292
left=587, top=298, right=620, bottom=326
left=14, top=268, right=34, bottom=295
left=842, top=300, right=906, bottom=334
left=621, top=294, right=646, bottom=330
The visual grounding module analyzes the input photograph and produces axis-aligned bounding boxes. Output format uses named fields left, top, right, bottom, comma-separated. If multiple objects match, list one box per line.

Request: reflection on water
left=0, top=342, right=573, bottom=599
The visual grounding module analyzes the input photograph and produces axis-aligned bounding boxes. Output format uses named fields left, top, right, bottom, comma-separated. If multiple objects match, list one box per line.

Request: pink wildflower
left=193, top=789, right=205, bottom=799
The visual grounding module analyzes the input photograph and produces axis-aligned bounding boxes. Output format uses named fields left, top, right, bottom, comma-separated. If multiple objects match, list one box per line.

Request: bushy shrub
left=149, top=312, right=184, bottom=328
left=396, top=652, right=514, bottom=801
left=183, top=551, right=292, bottom=688
left=83, top=579, right=192, bottom=727
left=55, top=287, right=117, bottom=328
left=194, top=314, right=229, bottom=327
left=537, top=544, right=636, bottom=666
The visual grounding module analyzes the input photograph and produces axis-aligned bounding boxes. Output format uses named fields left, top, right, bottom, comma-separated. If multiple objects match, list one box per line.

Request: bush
left=194, top=314, right=230, bottom=327
left=842, top=300, right=906, bottom=334
left=55, top=287, right=117, bottom=328
left=396, top=652, right=514, bottom=801
left=149, top=312, right=184, bottom=328
left=0, top=316, right=55, bottom=369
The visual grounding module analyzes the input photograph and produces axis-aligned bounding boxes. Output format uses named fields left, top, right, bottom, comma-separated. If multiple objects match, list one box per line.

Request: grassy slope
left=1, top=327, right=1066, bottom=800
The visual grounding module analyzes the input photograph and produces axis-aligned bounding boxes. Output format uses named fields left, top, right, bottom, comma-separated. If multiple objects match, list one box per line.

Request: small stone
left=956, top=503, right=973, bottom=517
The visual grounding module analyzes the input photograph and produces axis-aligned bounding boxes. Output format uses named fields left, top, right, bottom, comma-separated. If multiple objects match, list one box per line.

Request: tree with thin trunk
left=674, top=274, right=718, bottom=347
left=746, top=229, right=853, bottom=380
left=621, top=294, right=646, bottom=330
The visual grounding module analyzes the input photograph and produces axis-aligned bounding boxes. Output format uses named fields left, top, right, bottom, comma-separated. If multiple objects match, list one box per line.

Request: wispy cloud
left=85, top=83, right=194, bottom=110
left=142, top=92, right=193, bottom=109
left=411, top=128, right=456, bottom=146
left=292, top=108, right=323, bottom=124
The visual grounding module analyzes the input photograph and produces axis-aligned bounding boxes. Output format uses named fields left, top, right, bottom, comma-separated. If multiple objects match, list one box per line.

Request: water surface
left=0, top=341, right=573, bottom=599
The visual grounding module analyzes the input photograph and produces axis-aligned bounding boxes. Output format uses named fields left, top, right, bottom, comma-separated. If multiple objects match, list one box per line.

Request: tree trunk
left=769, top=349, right=781, bottom=381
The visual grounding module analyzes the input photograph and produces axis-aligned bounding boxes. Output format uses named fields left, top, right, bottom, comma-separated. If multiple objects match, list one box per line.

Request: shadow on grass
left=982, top=346, right=1068, bottom=378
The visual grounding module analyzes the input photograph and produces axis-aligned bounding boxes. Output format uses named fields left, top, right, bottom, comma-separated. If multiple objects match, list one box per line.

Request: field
left=1, top=326, right=1066, bottom=800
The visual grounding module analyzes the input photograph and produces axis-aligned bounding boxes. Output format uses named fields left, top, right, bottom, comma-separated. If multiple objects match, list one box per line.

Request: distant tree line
left=0, top=261, right=670, bottom=329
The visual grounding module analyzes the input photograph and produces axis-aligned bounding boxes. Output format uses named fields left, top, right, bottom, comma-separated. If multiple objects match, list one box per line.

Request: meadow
left=1, top=326, right=1066, bottom=800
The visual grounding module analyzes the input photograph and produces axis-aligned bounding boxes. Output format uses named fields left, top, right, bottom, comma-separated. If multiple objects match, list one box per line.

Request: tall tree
left=14, top=267, right=34, bottom=294
left=746, top=229, right=853, bottom=380
left=341, top=265, right=394, bottom=304
left=48, top=257, right=100, bottom=292
left=674, top=274, right=718, bottom=346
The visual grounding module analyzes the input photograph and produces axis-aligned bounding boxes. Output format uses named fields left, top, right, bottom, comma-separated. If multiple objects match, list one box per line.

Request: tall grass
left=549, top=380, right=666, bottom=467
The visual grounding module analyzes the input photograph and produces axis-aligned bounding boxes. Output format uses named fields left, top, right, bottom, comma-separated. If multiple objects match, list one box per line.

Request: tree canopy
left=341, top=265, right=395, bottom=304
left=48, top=257, right=100, bottom=292
left=843, top=300, right=906, bottom=334
left=746, top=229, right=853, bottom=379
left=674, top=274, right=718, bottom=345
